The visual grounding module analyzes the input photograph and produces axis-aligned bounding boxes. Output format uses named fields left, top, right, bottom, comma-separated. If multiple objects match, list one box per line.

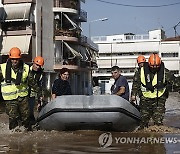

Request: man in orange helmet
left=0, top=47, right=38, bottom=131
left=137, top=55, right=146, bottom=68
left=28, top=56, right=45, bottom=123
left=131, top=55, right=146, bottom=102
left=131, top=53, right=180, bottom=129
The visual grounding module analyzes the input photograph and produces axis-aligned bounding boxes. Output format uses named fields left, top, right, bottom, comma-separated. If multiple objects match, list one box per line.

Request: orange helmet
left=148, top=54, right=161, bottom=68
left=9, top=47, right=21, bottom=59
left=33, top=56, right=44, bottom=66
left=137, top=55, right=146, bottom=64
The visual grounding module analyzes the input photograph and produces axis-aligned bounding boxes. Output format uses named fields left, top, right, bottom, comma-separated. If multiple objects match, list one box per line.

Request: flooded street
left=0, top=92, right=180, bottom=154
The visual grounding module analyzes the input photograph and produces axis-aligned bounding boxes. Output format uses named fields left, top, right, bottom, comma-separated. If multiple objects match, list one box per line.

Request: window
left=161, top=53, right=178, bottom=57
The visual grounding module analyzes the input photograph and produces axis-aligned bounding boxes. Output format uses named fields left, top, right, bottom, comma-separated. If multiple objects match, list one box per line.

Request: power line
left=174, top=21, right=180, bottom=37
left=95, top=0, right=180, bottom=7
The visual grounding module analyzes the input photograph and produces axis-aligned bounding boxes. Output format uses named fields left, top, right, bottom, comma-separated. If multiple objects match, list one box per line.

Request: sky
left=81, top=0, right=180, bottom=38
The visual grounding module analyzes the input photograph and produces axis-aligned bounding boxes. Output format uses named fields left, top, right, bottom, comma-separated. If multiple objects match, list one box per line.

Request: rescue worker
left=0, top=47, right=37, bottom=130
left=131, top=55, right=146, bottom=101
left=137, top=55, right=146, bottom=68
left=28, top=56, right=45, bottom=123
left=131, top=53, right=180, bottom=129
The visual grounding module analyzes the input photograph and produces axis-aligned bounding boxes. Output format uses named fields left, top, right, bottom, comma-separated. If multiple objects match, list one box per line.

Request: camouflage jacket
left=28, top=68, right=45, bottom=98
left=131, top=67, right=180, bottom=97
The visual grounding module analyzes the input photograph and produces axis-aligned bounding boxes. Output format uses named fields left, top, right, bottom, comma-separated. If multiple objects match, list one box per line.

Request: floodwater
left=0, top=92, right=180, bottom=154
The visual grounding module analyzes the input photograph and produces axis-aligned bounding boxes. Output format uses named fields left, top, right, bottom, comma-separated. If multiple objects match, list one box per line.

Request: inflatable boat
left=37, top=95, right=140, bottom=131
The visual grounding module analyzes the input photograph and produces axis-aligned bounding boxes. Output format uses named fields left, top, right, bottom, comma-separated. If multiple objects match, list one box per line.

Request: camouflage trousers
left=139, top=94, right=166, bottom=128
left=5, top=96, right=30, bottom=130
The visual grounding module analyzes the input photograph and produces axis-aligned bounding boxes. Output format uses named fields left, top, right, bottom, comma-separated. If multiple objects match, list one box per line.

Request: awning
left=86, top=48, right=97, bottom=62
left=79, top=46, right=91, bottom=61
left=63, top=42, right=83, bottom=59
left=1, top=35, right=31, bottom=55
left=85, top=47, right=92, bottom=61
left=0, top=3, right=32, bottom=22
left=63, top=13, right=82, bottom=31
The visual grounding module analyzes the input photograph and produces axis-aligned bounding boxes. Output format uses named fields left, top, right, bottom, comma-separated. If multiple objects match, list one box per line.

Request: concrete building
left=0, top=0, right=98, bottom=95
left=92, top=29, right=180, bottom=94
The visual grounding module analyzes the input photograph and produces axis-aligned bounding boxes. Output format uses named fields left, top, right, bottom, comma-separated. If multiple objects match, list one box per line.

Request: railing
left=54, top=0, right=78, bottom=9
left=79, top=9, right=87, bottom=22
left=91, top=34, right=150, bottom=42
left=125, top=34, right=149, bottom=40
left=54, top=57, right=79, bottom=66
left=91, top=36, right=107, bottom=42
left=80, top=35, right=98, bottom=51
left=2, top=0, right=35, bottom=4
left=54, top=28, right=79, bottom=38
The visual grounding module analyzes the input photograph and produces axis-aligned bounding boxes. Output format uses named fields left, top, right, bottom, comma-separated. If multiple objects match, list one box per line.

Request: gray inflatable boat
left=37, top=95, right=140, bottom=131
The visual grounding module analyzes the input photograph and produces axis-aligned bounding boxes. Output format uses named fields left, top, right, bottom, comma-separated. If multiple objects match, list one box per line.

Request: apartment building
left=0, top=0, right=98, bottom=95
left=92, top=29, right=180, bottom=94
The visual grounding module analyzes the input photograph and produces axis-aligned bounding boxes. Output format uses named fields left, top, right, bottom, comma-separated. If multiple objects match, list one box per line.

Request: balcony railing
left=2, top=0, right=35, bottom=4
left=54, top=0, right=78, bottom=9
left=78, top=9, right=87, bottom=22
left=125, top=34, right=149, bottom=40
left=80, top=35, right=98, bottom=51
left=54, top=28, right=80, bottom=38
left=92, top=34, right=150, bottom=42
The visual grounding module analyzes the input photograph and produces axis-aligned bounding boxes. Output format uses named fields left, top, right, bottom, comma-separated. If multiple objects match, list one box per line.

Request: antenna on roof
left=174, top=21, right=180, bottom=37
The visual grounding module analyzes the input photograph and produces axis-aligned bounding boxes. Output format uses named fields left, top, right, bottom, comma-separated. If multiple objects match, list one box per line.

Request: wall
left=36, top=0, right=54, bottom=71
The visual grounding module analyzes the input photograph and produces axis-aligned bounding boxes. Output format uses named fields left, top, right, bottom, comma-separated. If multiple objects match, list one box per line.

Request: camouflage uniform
left=28, top=68, right=44, bottom=99
left=5, top=96, right=29, bottom=129
left=0, top=65, right=39, bottom=130
left=28, top=67, right=45, bottom=122
left=131, top=66, right=180, bottom=128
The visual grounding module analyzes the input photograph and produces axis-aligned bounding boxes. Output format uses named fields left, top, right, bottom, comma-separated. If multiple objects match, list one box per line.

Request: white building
left=92, top=29, right=180, bottom=94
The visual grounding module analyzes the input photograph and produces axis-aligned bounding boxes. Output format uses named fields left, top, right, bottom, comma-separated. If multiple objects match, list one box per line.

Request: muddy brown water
left=0, top=92, right=179, bottom=154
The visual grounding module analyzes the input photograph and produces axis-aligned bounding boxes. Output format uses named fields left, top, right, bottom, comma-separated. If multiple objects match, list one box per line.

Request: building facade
left=0, top=0, right=98, bottom=95
left=92, top=29, right=180, bottom=94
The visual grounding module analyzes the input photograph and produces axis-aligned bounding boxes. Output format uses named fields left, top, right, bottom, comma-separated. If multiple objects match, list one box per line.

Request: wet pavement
left=0, top=92, right=179, bottom=154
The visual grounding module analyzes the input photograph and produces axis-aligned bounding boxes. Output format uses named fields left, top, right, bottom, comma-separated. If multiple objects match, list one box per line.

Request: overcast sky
left=81, top=0, right=180, bottom=38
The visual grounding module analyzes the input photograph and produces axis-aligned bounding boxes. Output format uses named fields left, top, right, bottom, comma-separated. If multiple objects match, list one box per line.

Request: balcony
left=54, top=61, right=92, bottom=71
left=53, top=58, right=83, bottom=71
left=80, top=35, right=98, bottom=51
left=53, top=41, right=82, bottom=70
left=54, top=12, right=81, bottom=41
left=2, top=0, right=35, bottom=4
left=53, top=40, right=96, bottom=71
left=54, top=29, right=79, bottom=42
left=53, top=0, right=78, bottom=12
left=75, top=9, right=87, bottom=22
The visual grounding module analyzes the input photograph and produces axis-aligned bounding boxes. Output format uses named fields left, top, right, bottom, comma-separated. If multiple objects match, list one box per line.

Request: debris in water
left=134, top=125, right=180, bottom=133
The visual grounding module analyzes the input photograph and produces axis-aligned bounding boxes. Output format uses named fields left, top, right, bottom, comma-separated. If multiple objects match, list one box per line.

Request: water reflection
left=0, top=130, right=179, bottom=154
